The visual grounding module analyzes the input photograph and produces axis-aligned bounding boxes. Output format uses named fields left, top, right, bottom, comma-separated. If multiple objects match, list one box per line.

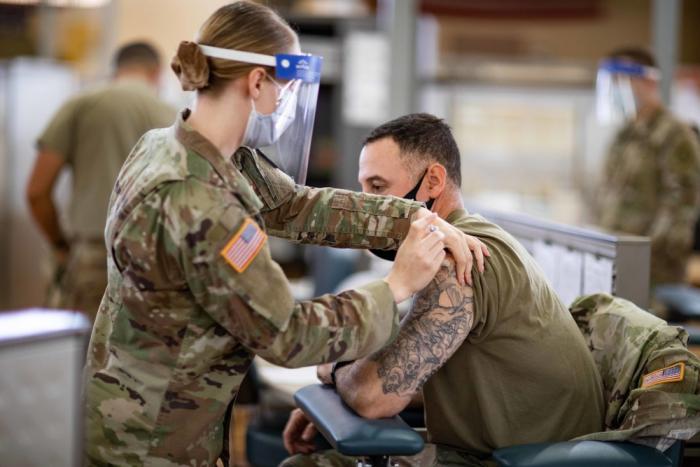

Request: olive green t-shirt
left=37, top=79, right=175, bottom=238
left=423, top=209, right=605, bottom=457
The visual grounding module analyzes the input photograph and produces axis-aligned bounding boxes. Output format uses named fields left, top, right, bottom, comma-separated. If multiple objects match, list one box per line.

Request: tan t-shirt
left=423, top=209, right=605, bottom=457
left=37, top=79, right=175, bottom=238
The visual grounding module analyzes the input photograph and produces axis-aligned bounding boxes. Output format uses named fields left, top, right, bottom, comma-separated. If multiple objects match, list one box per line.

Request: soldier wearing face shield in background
left=595, top=48, right=700, bottom=295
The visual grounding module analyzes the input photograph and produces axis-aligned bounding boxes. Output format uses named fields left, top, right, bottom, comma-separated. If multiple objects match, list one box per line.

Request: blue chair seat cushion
left=492, top=440, right=677, bottom=467
left=294, top=384, right=424, bottom=457
left=655, top=284, right=700, bottom=319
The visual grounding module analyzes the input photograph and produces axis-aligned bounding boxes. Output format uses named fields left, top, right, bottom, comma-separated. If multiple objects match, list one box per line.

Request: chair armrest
left=294, top=384, right=424, bottom=457
left=492, top=440, right=682, bottom=467
left=655, top=284, right=700, bottom=319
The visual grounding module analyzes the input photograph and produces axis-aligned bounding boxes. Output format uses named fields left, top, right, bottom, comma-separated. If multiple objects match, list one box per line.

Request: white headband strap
left=198, top=45, right=276, bottom=67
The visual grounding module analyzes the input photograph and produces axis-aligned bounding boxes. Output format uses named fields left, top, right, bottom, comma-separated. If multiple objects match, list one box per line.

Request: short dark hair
left=606, top=47, right=657, bottom=68
left=364, top=113, right=462, bottom=186
left=114, top=41, right=161, bottom=69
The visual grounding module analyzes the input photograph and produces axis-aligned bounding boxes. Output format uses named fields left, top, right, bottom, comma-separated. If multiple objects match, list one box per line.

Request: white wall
left=0, top=59, right=77, bottom=310
left=112, top=0, right=232, bottom=107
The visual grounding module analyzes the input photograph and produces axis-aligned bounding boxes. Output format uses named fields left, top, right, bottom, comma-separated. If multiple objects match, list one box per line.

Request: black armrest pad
left=294, top=384, right=424, bottom=457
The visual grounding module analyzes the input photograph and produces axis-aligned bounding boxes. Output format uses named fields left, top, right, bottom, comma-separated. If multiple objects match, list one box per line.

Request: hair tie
left=171, top=41, right=210, bottom=91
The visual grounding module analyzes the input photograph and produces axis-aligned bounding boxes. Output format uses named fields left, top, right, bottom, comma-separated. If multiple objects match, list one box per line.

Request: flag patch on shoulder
left=220, top=218, right=267, bottom=273
left=641, top=362, right=685, bottom=388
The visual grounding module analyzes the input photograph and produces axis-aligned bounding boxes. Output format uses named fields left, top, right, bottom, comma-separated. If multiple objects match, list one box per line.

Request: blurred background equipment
left=0, top=309, right=91, bottom=467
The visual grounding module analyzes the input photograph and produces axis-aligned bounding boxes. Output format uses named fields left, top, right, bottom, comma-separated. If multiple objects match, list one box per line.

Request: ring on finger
left=429, top=225, right=438, bottom=233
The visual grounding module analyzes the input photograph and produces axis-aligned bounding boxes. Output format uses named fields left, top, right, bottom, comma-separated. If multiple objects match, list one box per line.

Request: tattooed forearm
left=371, top=259, right=474, bottom=397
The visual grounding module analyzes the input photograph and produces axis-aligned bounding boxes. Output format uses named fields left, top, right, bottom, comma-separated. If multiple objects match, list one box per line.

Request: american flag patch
left=641, top=362, right=685, bottom=388
left=220, top=218, right=267, bottom=273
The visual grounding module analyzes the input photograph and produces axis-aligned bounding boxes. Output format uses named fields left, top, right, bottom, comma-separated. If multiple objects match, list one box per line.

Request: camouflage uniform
left=571, top=293, right=700, bottom=444
left=83, top=110, right=422, bottom=466
left=46, top=239, right=108, bottom=319
left=597, top=108, right=700, bottom=285
left=281, top=445, right=493, bottom=467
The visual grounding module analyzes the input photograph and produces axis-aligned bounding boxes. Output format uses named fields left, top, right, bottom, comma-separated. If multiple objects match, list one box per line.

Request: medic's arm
left=333, top=258, right=474, bottom=419
left=165, top=183, right=401, bottom=367
left=236, top=149, right=421, bottom=250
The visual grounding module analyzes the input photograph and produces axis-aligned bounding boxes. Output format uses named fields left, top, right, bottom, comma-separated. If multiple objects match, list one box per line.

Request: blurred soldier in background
left=26, top=41, right=176, bottom=320
left=595, top=47, right=700, bottom=289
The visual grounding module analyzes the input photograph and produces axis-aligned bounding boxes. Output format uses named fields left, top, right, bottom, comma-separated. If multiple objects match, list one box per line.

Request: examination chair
left=294, top=384, right=684, bottom=467
left=294, top=293, right=697, bottom=467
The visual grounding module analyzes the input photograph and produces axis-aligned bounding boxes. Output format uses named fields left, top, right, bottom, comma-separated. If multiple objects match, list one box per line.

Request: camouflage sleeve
left=167, top=182, right=401, bottom=367
left=594, top=136, right=625, bottom=222
left=649, top=134, right=700, bottom=264
left=237, top=149, right=421, bottom=250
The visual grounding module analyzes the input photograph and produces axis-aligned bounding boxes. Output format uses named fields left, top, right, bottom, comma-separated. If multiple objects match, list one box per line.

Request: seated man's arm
left=334, top=257, right=474, bottom=419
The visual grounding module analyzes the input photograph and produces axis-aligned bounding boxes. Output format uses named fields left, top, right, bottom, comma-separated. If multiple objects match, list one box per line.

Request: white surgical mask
left=242, top=78, right=299, bottom=148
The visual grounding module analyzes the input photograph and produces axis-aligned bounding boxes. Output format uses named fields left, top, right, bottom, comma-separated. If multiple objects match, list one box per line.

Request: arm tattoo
left=371, top=260, right=474, bottom=397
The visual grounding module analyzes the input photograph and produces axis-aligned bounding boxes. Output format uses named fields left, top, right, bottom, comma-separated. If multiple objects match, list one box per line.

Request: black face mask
left=369, top=171, right=435, bottom=262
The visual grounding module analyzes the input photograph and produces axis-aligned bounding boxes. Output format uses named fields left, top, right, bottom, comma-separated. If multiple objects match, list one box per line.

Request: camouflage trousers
left=46, top=239, right=106, bottom=322
left=280, top=445, right=495, bottom=466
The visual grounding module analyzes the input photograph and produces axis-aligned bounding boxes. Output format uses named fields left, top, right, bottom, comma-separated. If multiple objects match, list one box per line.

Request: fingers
left=468, top=237, right=486, bottom=274
left=463, top=247, right=473, bottom=286
left=283, top=409, right=313, bottom=455
left=421, top=229, right=445, bottom=251
left=434, top=248, right=446, bottom=266
left=302, top=423, right=317, bottom=442
left=316, top=363, right=333, bottom=384
left=420, top=236, right=445, bottom=259
left=282, top=409, right=301, bottom=454
left=411, top=207, right=432, bottom=221
left=451, top=239, right=468, bottom=286
left=409, top=212, right=438, bottom=239
left=443, top=221, right=467, bottom=286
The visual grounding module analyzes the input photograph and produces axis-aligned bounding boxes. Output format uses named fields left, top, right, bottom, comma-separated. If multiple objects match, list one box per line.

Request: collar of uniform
left=175, top=109, right=264, bottom=214
left=175, top=108, right=245, bottom=190
left=175, top=109, right=228, bottom=165
left=446, top=208, right=469, bottom=225
left=631, top=106, right=666, bottom=134
left=113, top=77, right=158, bottom=95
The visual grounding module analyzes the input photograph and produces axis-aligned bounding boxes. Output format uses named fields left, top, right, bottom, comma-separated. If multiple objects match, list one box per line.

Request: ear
left=246, top=67, right=267, bottom=100
left=425, top=162, right=447, bottom=198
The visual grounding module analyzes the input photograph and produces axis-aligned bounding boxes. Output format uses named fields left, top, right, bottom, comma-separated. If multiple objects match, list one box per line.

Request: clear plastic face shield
left=596, top=59, right=660, bottom=125
left=199, top=45, right=323, bottom=184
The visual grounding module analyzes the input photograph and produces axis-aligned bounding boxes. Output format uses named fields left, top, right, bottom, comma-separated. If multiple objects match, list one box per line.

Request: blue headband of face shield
left=598, top=59, right=660, bottom=80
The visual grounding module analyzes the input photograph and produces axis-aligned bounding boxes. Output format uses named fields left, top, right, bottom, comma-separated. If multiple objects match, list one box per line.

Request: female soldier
left=84, top=2, right=486, bottom=465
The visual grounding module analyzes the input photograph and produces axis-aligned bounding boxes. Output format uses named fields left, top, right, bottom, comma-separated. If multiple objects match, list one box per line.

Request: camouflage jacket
left=597, top=108, right=700, bottom=285
left=84, top=110, right=421, bottom=466
left=571, top=293, right=700, bottom=443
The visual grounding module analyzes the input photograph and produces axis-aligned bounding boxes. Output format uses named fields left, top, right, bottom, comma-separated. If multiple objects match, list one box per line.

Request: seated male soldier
left=282, top=114, right=605, bottom=466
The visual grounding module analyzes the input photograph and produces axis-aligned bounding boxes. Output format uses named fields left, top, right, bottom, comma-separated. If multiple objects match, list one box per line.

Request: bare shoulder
left=413, top=255, right=474, bottom=318
left=370, top=255, right=474, bottom=397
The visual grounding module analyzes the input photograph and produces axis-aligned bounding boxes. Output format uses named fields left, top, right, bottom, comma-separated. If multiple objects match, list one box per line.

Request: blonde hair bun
left=170, top=2, right=297, bottom=95
left=171, top=41, right=210, bottom=91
